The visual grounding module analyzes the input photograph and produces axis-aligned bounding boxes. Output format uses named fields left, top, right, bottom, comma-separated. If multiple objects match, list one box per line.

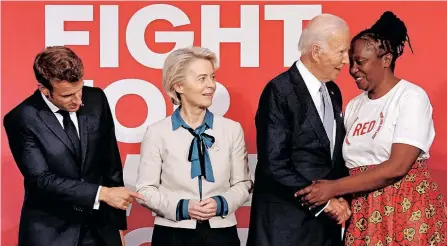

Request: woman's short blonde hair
left=162, top=46, right=218, bottom=105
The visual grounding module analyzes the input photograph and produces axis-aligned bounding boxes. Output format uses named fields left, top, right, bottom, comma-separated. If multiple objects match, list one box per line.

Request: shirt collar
left=296, top=59, right=323, bottom=95
left=171, top=106, right=214, bottom=131
left=41, top=92, right=61, bottom=113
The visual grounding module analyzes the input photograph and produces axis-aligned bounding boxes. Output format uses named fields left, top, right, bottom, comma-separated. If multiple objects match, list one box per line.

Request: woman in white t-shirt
left=295, top=11, right=447, bottom=245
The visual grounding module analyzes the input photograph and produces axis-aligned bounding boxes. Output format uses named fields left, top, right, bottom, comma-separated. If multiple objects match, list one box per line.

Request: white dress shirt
left=41, top=93, right=101, bottom=210
left=295, top=60, right=337, bottom=216
left=296, top=60, right=337, bottom=141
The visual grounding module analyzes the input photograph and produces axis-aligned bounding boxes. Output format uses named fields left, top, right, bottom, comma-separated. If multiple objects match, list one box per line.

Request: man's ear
left=38, top=83, right=50, bottom=97
left=311, top=44, right=322, bottom=62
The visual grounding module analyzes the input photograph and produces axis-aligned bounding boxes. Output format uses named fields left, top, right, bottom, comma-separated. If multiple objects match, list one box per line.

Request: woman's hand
left=295, top=180, right=338, bottom=207
left=188, top=199, right=217, bottom=221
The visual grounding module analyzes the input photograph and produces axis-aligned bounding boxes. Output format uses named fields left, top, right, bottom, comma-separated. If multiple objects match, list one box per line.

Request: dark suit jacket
left=3, top=87, right=126, bottom=246
left=247, top=63, right=349, bottom=246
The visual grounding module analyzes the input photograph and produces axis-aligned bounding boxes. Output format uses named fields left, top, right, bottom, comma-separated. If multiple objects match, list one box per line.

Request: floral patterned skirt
left=345, top=161, right=447, bottom=246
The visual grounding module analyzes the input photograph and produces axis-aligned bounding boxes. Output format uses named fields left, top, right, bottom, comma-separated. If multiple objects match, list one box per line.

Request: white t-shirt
left=342, top=80, right=435, bottom=169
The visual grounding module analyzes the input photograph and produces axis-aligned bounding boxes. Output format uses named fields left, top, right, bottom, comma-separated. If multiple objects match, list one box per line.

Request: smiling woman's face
left=349, top=38, right=391, bottom=92
left=174, top=58, right=217, bottom=109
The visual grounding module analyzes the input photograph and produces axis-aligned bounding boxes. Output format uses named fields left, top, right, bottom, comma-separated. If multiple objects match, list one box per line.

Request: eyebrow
left=196, top=73, right=214, bottom=78
left=61, top=87, right=82, bottom=96
left=353, top=56, right=366, bottom=60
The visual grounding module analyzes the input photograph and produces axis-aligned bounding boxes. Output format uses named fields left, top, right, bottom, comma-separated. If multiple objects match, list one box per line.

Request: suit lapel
left=288, top=64, right=330, bottom=153
left=36, top=103, right=77, bottom=157
left=77, top=111, right=89, bottom=170
left=33, top=90, right=88, bottom=167
left=327, top=83, right=344, bottom=164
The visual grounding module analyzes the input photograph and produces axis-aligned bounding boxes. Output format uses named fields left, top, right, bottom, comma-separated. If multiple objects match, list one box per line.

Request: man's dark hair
left=33, top=46, right=84, bottom=91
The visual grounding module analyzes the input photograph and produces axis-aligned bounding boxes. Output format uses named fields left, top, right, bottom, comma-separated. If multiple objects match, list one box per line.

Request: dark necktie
left=57, top=110, right=81, bottom=160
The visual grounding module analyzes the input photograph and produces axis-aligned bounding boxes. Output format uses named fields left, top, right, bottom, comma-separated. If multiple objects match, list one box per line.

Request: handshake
left=319, top=197, right=351, bottom=224
left=294, top=180, right=352, bottom=224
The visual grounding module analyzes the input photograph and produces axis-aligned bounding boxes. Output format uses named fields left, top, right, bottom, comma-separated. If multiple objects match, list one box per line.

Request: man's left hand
left=295, top=180, right=337, bottom=207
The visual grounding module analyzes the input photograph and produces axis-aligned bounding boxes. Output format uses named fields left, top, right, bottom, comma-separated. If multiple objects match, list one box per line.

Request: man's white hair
left=298, top=14, right=349, bottom=55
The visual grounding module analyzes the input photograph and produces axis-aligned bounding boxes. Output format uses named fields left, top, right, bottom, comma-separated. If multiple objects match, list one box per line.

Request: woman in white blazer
left=136, top=46, right=253, bottom=246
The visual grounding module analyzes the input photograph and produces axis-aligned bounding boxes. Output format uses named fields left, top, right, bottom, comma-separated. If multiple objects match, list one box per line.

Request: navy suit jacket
left=247, top=63, right=349, bottom=246
left=3, top=87, right=126, bottom=246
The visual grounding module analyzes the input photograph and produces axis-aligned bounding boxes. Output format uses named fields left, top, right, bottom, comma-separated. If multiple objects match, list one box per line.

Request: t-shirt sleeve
left=392, top=88, right=435, bottom=155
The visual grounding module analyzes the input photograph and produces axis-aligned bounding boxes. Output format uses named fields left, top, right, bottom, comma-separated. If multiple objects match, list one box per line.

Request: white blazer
left=136, top=115, right=252, bottom=229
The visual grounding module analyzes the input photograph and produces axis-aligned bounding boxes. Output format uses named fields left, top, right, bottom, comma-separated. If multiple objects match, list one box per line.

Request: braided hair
left=351, top=11, right=413, bottom=72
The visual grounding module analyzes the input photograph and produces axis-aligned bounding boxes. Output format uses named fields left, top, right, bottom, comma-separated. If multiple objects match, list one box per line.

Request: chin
left=67, top=106, right=80, bottom=112
left=201, top=103, right=212, bottom=109
left=356, top=85, right=368, bottom=91
left=355, top=81, right=369, bottom=92
left=330, top=74, right=340, bottom=82
left=201, top=100, right=213, bottom=108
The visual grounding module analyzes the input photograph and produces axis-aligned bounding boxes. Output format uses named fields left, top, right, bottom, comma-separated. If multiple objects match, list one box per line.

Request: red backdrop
left=2, top=1, right=447, bottom=245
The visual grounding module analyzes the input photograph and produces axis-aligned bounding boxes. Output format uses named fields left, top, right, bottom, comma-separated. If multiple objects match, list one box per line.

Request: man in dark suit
left=247, top=14, right=352, bottom=246
left=3, top=46, right=145, bottom=246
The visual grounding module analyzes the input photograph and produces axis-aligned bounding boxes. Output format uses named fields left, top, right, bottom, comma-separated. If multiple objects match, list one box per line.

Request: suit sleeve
left=3, top=114, right=98, bottom=209
left=99, top=89, right=127, bottom=230
left=256, top=83, right=327, bottom=213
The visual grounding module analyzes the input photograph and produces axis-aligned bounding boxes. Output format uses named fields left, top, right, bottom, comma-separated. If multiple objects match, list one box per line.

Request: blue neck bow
left=184, top=126, right=215, bottom=182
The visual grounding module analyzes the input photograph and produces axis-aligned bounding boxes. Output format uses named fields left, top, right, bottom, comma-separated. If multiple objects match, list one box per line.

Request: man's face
left=40, top=80, right=84, bottom=112
left=316, top=29, right=350, bottom=82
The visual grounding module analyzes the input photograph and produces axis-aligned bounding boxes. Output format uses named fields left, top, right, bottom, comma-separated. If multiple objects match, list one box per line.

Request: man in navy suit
left=247, top=14, right=352, bottom=246
left=3, top=46, right=145, bottom=246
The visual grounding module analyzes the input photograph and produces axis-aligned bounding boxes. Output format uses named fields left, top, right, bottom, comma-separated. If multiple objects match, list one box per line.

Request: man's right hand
left=99, top=187, right=146, bottom=210
left=324, top=197, right=351, bottom=224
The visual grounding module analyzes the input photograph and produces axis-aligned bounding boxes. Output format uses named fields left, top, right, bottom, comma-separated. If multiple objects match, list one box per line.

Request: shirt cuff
left=176, top=199, right=190, bottom=221
left=93, top=186, right=101, bottom=210
left=212, top=196, right=228, bottom=217
left=314, top=200, right=330, bottom=217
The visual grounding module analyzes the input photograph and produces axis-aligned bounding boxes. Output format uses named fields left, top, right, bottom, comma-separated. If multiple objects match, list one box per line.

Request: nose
left=342, top=51, right=349, bottom=65
left=206, top=77, right=216, bottom=89
left=73, top=92, right=83, bottom=105
left=350, top=64, right=359, bottom=75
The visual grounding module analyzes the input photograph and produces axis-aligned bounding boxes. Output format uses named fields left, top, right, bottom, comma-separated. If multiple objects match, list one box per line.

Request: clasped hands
left=295, top=180, right=351, bottom=224
left=188, top=198, right=218, bottom=221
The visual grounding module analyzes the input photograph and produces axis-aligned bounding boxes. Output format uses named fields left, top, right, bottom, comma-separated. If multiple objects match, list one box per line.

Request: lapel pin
left=212, top=144, right=220, bottom=151
left=330, top=91, right=334, bottom=95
